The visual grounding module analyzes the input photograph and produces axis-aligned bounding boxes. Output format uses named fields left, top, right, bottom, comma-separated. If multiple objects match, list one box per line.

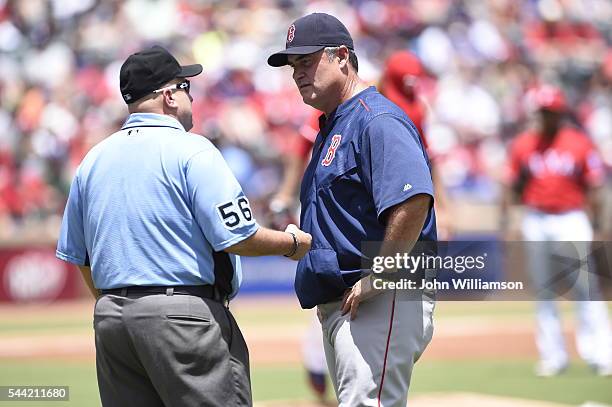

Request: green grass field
left=1, top=359, right=611, bottom=406
left=0, top=300, right=611, bottom=406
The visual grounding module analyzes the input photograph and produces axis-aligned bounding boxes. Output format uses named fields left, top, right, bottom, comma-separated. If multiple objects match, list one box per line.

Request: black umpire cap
left=267, top=13, right=354, bottom=67
left=120, top=45, right=202, bottom=104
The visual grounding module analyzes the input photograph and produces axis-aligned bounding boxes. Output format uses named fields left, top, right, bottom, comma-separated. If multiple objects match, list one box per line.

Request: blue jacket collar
left=323, top=86, right=376, bottom=128
left=121, top=113, right=185, bottom=131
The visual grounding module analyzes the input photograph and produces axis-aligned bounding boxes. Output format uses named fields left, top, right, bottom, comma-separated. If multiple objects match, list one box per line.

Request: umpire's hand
left=285, top=224, right=312, bottom=260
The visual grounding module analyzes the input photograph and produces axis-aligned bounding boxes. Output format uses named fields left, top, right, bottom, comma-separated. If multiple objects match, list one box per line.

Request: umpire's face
left=288, top=47, right=349, bottom=113
left=174, top=81, right=194, bottom=131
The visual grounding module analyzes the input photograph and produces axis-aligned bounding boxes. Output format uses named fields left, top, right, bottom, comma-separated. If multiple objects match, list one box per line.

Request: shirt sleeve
left=360, top=114, right=434, bottom=220
left=185, top=148, right=259, bottom=251
left=56, top=172, right=88, bottom=266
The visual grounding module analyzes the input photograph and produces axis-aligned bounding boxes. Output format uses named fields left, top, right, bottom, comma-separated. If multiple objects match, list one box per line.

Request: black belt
left=101, top=285, right=218, bottom=300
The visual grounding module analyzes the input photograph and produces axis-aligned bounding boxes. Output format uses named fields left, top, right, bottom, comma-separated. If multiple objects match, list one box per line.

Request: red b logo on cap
left=287, top=24, right=295, bottom=43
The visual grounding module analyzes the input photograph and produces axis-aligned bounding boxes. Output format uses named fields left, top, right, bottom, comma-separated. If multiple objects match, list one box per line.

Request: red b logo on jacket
left=322, top=135, right=342, bottom=166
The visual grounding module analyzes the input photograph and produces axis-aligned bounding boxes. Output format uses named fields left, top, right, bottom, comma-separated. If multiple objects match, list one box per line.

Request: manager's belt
left=101, top=285, right=217, bottom=299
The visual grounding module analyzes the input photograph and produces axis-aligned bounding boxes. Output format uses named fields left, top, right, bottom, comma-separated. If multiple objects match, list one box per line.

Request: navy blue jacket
left=296, top=86, right=437, bottom=308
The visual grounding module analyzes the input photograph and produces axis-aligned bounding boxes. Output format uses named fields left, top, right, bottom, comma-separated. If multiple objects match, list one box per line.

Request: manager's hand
left=341, top=275, right=380, bottom=320
left=285, top=224, right=312, bottom=260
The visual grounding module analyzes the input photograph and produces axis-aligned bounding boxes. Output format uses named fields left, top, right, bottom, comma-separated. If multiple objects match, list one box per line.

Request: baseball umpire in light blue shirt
left=56, top=45, right=311, bottom=407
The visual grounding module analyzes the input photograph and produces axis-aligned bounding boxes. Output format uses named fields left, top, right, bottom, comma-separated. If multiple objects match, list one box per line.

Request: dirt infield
left=242, top=321, right=555, bottom=365
left=0, top=298, right=584, bottom=364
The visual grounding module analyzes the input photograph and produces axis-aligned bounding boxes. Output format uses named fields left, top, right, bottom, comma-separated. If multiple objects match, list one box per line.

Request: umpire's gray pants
left=94, top=293, right=251, bottom=407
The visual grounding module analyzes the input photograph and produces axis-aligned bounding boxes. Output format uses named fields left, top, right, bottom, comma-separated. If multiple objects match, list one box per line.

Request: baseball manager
left=268, top=13, right=437, bottom=407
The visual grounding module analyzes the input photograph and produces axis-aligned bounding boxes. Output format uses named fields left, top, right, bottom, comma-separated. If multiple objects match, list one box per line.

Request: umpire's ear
left=161, top=88, right=178, bottom=108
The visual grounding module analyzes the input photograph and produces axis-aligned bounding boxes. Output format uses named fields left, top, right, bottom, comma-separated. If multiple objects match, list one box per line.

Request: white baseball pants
left=522, top=208, right=612, bottom=370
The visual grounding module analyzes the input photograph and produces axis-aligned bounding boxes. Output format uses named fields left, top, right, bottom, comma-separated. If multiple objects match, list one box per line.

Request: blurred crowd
left=0, top=0, right=611, bottom=241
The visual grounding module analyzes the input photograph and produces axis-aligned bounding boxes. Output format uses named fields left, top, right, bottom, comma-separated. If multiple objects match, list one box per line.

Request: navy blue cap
left=267, top=13, right=354, bottom=67
left=120, top=45, right=202, bottom=104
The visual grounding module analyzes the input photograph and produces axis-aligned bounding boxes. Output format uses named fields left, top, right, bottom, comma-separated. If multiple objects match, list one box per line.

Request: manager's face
left=288, top=49, right=341, bottom=111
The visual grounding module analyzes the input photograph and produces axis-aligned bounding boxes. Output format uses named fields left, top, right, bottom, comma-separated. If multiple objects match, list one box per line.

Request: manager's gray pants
left=94, top=293, right=251, bottom=407
left=318, top=288, right=435, bottom=407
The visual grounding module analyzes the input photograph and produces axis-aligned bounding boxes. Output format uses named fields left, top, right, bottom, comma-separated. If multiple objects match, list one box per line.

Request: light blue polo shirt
left=56, top=113, right=258, bottom=297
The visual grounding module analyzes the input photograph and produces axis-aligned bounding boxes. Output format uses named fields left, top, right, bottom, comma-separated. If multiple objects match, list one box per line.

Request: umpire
left=56, top=45, right=311, bottom=407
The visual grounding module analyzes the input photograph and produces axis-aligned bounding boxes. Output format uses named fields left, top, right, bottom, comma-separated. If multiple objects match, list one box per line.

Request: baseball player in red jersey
left=379, top=51, right=429, bottom=143
left=502, top=85, right=612, bottom=377
left=379, top=51, right=452, bottom=239
left=268, top=109, right=330, bottom=404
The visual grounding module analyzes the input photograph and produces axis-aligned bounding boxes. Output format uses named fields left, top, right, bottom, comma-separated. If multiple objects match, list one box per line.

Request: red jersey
left=506, top=127, right=604, bottom=213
